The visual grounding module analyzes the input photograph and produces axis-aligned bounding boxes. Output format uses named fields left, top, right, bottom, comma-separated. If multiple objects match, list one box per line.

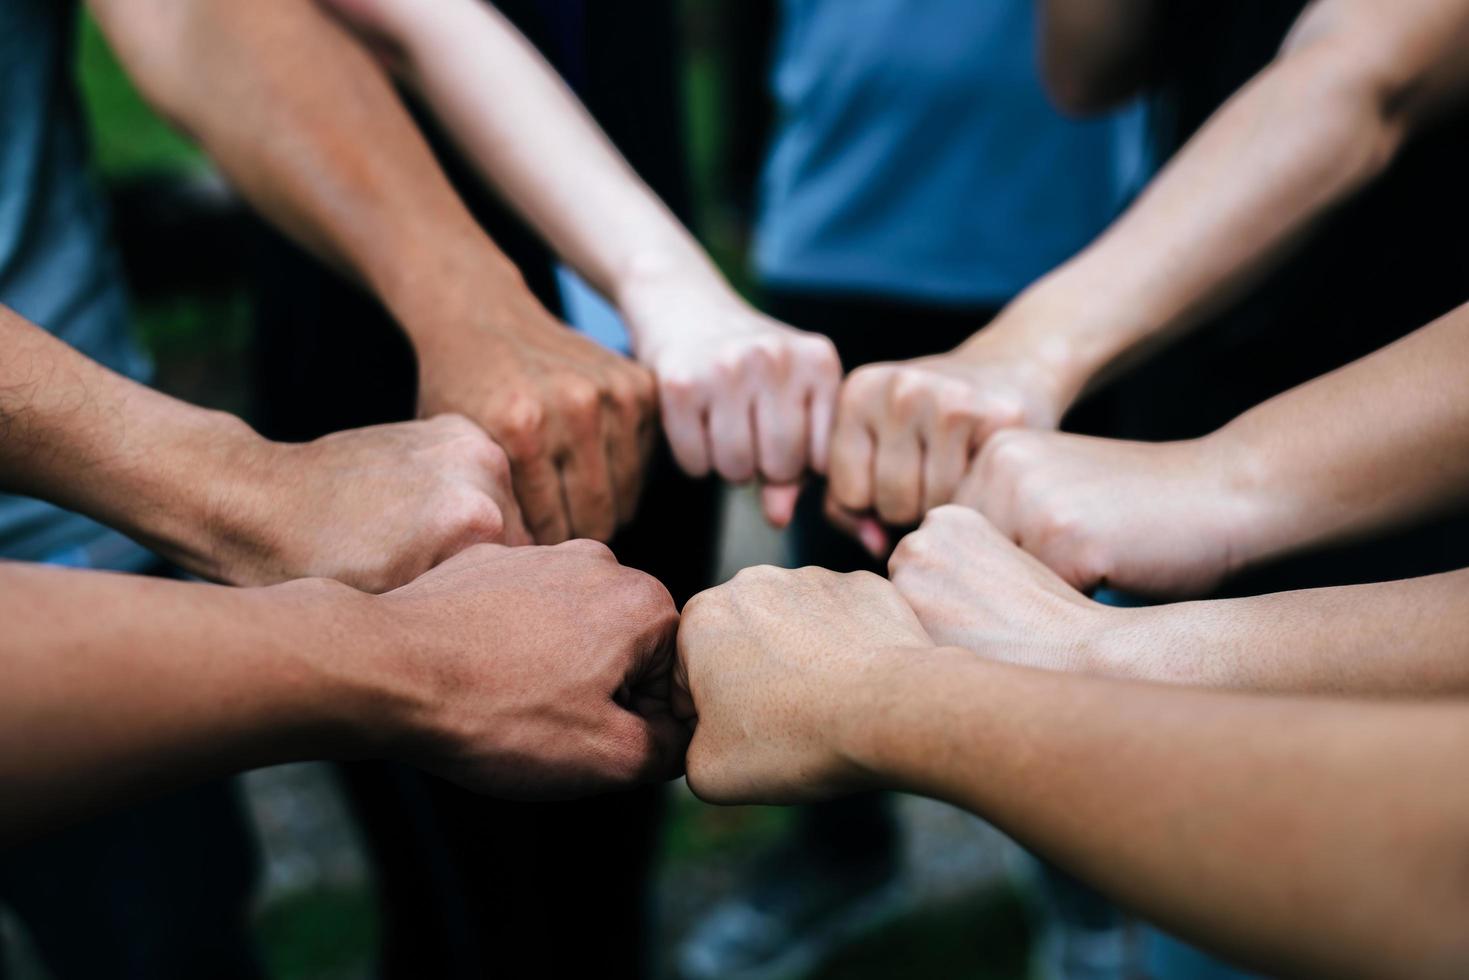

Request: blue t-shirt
left=1, top=0, right=155, bottom=568
left=756, top=0, right=1150, bottom=306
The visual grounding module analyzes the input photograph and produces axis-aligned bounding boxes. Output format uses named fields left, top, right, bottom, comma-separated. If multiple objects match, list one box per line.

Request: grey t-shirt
left=1, top=0, right=154, bottom=568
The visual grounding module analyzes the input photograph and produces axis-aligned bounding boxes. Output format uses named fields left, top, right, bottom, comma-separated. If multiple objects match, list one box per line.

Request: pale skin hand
left=316, top=0, right=843, bottom=527
left=890, top=506, right=1469, bottom=696
left=88, top=0, right=654, bottom=545
left=826, top=329, right=1070, bottom=554
left=955, top=429, right=1248, bottom=598
left=955, top=301, right=1469, bottom=599
left=0, top=304, right=525, bottom=593
left=0, top=541, right=685, bottom=842
left=673, top=565, right=937, bottom=804
left=674, top=560, right=1469, bottom=977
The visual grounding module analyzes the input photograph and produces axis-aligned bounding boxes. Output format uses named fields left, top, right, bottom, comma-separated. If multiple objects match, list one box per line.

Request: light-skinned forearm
left=361, top=0, right=735, bottom=338
left=0, top=304, right=280, bottom=579
left=1093, top=568, right=1469, bottom=695
left=1209, top=301, right=1469, bottom=568
left=0, top=562, right=392, bottom=844
left=86, top=0, right=530, bottom=346
left=852, top=650, right=1469, bottom=978
left=983, top=0, right=1469, bottom=406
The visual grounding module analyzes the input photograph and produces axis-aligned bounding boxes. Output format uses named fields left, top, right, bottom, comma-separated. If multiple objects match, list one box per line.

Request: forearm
left=0, top=564, right=389, bottom=843
left=0, top=305, right=278, bottom=579
left=985, top=1, right=1469, bottom=406
left=1091, top=568, right=1469, bottom=695
left=855, top=651, right=1469, bottom=977
left=88, top=0, right=528, bottom=346
left=365, top=0, right=735, bottom=339
left=1211, top=301, right=1469, bottom=565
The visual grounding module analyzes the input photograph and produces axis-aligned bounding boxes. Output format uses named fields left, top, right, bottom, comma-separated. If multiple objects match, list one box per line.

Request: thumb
left=823, top=492, right=891, bottom=557
left=760, top=481, right=804, bottom=529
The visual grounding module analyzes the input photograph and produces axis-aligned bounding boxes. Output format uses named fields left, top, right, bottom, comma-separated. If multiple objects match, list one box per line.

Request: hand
left=415, top=288, right=658, bottom=545
left=369, top=540, right=687, bottom=800
left=213, top=414, right=528, bottom=593
left=956, top=429, right=1253, bottom=597
left=889, top=506, right=1113, bottom=672
left=826, top=331, right=1067, bottom=553
left=674, top=565, right=936, bottom=805
left=622, top=280, right=842, bottom=528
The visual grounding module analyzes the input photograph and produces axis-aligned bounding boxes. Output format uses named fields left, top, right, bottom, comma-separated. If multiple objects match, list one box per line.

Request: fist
left=889, top=506, right=1109, bottom=672
left=375, top=540, right=687, bottom=800
left=957, top=429, right=1249, bottom=597
left=675, top=565, right=935, bottom=806
left=827, top=339, right=1063, bottom=550
left=624, top=283, right=842, bottom=527
left=223, top=413, right=527, bottom=593
left=417, top=293, right=658, bottom=545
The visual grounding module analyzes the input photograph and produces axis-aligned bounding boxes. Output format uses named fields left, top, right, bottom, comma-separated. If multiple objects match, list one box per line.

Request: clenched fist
left=415, top=289, right=657, bottom=545
left=212, top=413, right=527, bottom=593
left=674, top=565, right=937, bottom=806
left=826, top=332, right=1066, bottom=551
left=372, top=540, right=687, bottom=800
left=889, top=506, right=1114, bottom=673
left=622, top=280, right=842, bottom=527
left=957, top=429, right=1253, bottom=597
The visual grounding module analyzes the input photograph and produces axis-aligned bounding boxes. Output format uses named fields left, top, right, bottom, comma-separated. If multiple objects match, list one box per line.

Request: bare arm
left=2, top=541, right=685, bottom=844
left=827, top=0, right=1469, bottom=536
left=317, top=0, right=841, bottom=526
left=1036, top=0, right=1165, bottom=113
left=0, top=303, right=524, bottom=591
left=88, top=0, right=658, bottom=546
left=953, top=300, right=1469, bottom=598
left=890, top=507, right=1469, bottom=696
left=676, top=564, right=1469, bottom=979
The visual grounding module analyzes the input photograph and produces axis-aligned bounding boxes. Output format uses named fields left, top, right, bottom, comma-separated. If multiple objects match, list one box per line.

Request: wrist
left=835, top=644, right=972, bottom=792
left=255, top=579, right=419, bottom=760
left=612, top=249, right=741, bottom=352
left=378, top=238, right=535, bottom=352
left=1193, top=425, right=1288, bottom=576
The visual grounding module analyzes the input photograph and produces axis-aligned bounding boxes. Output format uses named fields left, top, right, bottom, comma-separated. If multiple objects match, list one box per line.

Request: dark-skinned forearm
left=0, top=563, right=392, bottom=845
left=87, top=0, right=526, bottom=344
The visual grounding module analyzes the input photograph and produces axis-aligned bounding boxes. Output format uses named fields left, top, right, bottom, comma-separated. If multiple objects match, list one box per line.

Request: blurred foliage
left=255, top=888, right=378, bottom=980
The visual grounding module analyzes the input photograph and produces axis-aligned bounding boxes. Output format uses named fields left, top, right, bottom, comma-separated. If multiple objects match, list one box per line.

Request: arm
left=953, top=300, right=1469, bottom=597
left=676, top=564, right=1469, bottom=979
left=1036, top=0, right=1166, bottom=113
left=2, top=540, right=685, bottom=844
left=889, top=507, right=1469, bottom=696
left=318, top=0, right=841, bottom=526
left=0, top=303, right=525, bottom=591
left=87, top=0, right=656, bottom=545
left=827, top=0, right=1469, bottom=540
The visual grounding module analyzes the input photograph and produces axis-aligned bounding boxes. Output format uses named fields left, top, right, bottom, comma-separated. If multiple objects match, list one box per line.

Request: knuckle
left=559, top=378, right=603, bottom=419
left=495, top=394, right=547, bottom=456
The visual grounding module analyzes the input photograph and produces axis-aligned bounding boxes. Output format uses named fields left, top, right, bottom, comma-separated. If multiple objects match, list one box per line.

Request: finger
left=806, top=353, right=842, bottom=476
left=754, top=381, right=807, bottom=485
left=604, top=398, right=649, bottom=528
left=823, top=492, right=891, bottom=557
left=559, top=444, right=617, bottom=543
left=708, top=393, right=758, bottom=483
left=921, top=422, right=972, bottom=514
left=512, top=453, right=571, bottom=545
left=827, top=411, right=876, bottom=512
left=658, top=379, right=712, bottom=477
left=872, top=424, right=924, bottom=526
left=604, top=705, right=690, bottom=785
left=760, top=481, right=803, bottom=529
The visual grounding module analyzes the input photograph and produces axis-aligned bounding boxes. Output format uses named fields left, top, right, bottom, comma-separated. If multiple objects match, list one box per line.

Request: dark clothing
left=0, top=763, right=259, bottom=980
